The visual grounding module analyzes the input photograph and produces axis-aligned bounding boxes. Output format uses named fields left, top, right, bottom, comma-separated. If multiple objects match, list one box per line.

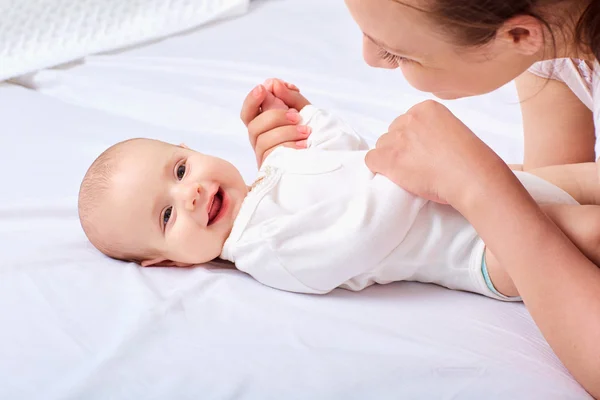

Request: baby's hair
left=78, top=138, right=149, bottom=262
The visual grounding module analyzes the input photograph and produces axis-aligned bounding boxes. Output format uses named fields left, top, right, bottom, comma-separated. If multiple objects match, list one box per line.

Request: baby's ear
left=141, top=258, right=192, bottom=268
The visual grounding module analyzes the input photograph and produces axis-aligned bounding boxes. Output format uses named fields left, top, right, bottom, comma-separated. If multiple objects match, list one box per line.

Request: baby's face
left=105, top=139, right=248, bottom=266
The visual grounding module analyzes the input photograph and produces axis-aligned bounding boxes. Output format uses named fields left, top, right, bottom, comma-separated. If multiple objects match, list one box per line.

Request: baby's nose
left=181, top=183, right=201, bottom=211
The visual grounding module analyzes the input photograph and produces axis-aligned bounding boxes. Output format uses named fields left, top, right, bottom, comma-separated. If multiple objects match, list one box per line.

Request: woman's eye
left=163, top=207, right=173, bottom=227
left=177, top=164, right=186, bottom=180
left=377, top=47, right=411, bottom=66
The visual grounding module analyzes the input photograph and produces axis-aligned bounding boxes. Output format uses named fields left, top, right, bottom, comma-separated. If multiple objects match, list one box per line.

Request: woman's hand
left=367, top=100, right=600, bottom=398
left=240, top=79, right=312, bottom=167
left=365, top=100, right=503, bottom=206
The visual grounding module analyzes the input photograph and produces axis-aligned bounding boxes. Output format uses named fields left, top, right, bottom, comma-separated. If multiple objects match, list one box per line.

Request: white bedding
left=0, top=0, right=249, bottom=81
left=0, top=0, right=591, bottom=398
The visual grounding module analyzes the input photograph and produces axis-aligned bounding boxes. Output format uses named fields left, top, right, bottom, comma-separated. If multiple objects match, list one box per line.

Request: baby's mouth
left=207, top=188, right=224, bottom=226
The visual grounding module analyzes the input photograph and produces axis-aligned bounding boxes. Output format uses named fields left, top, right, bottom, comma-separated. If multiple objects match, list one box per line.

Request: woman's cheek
left=399, top=65, right=439, bottom=94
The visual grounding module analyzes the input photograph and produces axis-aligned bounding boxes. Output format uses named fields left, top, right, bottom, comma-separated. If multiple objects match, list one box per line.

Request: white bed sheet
left=0, top=0, right=591, bottom=399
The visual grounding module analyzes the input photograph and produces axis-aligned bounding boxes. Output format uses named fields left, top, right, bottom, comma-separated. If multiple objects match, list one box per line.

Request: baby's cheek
left=166, top=226, right=197, bottom=262
left=177, top=229, right=220, bottom=263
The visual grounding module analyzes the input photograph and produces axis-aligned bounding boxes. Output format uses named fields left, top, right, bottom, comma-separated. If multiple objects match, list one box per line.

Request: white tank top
left=528, top=58, right=600, bottom=144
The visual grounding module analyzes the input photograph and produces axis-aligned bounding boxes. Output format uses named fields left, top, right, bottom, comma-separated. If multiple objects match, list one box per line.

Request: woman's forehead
left=347, top=0, right=434, bottom=36
left=348, top=0, right=446, bottom=56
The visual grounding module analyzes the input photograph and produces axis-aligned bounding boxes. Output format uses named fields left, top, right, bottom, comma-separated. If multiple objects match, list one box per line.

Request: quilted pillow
left=0, top=0, right=249, bottom=81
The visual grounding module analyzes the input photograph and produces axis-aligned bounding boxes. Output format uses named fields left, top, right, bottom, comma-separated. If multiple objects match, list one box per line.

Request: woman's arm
left=527, top=162, right=600, bottom=205
left=516, top=71, right=595, bottom=170
left=457, top=156, right=600, bottom=399
left=366, top=100, right=600, bottom=398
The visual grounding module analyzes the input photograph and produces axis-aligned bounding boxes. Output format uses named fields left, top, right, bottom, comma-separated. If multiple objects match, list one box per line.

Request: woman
left=241, top=0, right=600, bottom=397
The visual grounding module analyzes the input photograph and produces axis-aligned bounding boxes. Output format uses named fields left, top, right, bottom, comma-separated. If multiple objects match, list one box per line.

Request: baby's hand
left=260, top=78, right=299, bottom=112
left=260, top=86, right=289, bottom=112
left=241, top=79, right=312, bottom=167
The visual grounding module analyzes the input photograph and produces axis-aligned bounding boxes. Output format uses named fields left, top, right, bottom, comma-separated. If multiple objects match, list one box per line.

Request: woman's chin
left=432, top=91, right=464, bottom=100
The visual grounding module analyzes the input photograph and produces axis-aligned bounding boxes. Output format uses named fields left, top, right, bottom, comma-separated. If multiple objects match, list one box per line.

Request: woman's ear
left=497, top=15, right=545, bottom=56
left=141, top=258, right=193, bottom=268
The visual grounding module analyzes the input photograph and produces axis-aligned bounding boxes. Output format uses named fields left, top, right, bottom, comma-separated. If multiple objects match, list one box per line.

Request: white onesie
left=221, top=106, right=577, bottom=300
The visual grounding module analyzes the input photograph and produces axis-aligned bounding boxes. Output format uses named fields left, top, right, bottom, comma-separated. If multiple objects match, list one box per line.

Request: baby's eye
left=177, top=164, right=186, bottom=180
left=163, top=207, right=173, bottom=227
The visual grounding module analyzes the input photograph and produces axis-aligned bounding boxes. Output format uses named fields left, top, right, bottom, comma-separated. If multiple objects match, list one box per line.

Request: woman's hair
left=576, top=0, right=600, bottom=61
left=407, top=0, right=600, bottom=61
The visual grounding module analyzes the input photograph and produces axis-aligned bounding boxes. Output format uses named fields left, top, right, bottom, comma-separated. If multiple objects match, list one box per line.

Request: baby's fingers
left=261, top=90, right=288, bottom=112
left=248, top=109, right=300, bottom=147
left=264, top=78, right=300, bottom=93
left=272, top=80, right=311, bottom=111
left=255, top=125, right=312, bottom=165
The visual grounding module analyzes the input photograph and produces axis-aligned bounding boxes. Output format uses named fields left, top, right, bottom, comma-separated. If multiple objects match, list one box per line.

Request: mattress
left=0, top=0, right=591, bottom=398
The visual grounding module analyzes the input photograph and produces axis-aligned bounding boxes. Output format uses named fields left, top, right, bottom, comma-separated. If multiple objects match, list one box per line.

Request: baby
left=79, top=79, right=600, bottom=301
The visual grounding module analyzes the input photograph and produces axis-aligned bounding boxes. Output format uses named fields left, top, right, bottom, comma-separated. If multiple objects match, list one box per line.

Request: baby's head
left=79, top=138, right=248, bottom=267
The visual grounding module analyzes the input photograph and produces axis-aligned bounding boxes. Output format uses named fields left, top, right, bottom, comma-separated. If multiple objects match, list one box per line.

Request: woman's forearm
left=361, top=97, right=599, bottom=395
left=456, top=160, right=600, bottom=398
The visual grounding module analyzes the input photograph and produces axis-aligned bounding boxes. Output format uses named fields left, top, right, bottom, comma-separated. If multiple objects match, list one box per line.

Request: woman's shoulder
left=529, top=58, right=593, bottom=81
left=528, top=58, right=595, bottom=110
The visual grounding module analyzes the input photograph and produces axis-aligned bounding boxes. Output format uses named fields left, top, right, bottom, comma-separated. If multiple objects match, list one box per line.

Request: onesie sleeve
left=300, top=105, right=370, bottom=151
